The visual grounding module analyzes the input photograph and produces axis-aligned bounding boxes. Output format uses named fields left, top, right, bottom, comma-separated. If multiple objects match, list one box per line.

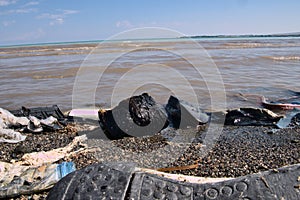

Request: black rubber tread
left=47, top=163, right=300, bottom=200
left=129, top=164, right=300, bottom=200
left=46, top=163, right=136, bottom=200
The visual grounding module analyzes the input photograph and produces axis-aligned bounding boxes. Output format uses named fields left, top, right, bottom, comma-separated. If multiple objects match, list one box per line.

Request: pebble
left=89, top=125, right=300, bottom=178
left=0, top=125, right=78, bottom=162
left=2, top=124, right=300, bottom=199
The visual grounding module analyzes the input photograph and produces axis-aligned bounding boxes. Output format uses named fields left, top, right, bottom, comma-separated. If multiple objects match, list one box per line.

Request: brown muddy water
left=1, top=38, right=300, bottom=112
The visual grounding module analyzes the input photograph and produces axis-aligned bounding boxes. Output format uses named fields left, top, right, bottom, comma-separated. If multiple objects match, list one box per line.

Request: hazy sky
left=0, top=0, right=299, bottom=45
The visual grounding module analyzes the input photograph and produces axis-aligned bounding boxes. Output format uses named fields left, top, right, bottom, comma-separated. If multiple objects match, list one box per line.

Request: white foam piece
left=69, top=109, right=99, bottom=120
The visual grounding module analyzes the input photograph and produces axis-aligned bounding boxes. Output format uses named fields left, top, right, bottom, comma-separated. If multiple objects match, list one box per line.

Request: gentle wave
left=220, top=43, right=299, bottom=49
left=263, top=56, right=300, bottom=61
left=0, top=45, right=96, bottom=59
left=32, top=74, right=73, bottom=80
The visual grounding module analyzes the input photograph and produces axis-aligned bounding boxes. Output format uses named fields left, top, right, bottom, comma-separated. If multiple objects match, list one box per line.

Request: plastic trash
left=276, top=108, right=300, bottom=128
left=0, top=128, right=27, bottom=143
left=10, top=105, right=67, bottom=125
left=16, top=135, right=87, bottom=166
left=99, top=93, right=168, bottom=139
left=224, top=107, right=282, bottom=126
left=69, top=108, right=99, bottom=120
left=0, top=108, right=29, bottom=127
left=0, top=161, right=76, bottom=198
left=0, top=107, right=65, bottom=143
left=56, top=162, right=76, bottom=179
left=0, top=108, right=28, bottom=143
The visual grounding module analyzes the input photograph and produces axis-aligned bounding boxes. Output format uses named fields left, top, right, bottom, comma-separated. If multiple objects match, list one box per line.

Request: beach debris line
left=98, top=93, right=209, bottom=140
left=236, top=92, right=300, bottom=128
left=98, top=93, right=300, bottom=140
left=0, top=161, right=76, bottom=199
left=0, top=107, right=30, bottom=143
left=0, top=106, right=66, bottom=143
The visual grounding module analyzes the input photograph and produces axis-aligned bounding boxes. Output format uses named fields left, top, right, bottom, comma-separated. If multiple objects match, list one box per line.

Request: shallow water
left=1, top=38, right=300, bottom=111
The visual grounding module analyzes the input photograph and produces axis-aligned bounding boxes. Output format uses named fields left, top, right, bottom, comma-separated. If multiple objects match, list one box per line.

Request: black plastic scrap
left=98, top=94, right=300, bottom=139
left=10, top=105, right=67, bottom=131
left=11, top=105, right=66, bottom=123
left=98, top=94, right=209, bottom=140
left=47, top=162, right=300, bottom=200
left=99, top=93, right=169, bottom=140
left=165, top=96, right=208, bottom=129
left=224, top=108, right=283, bottom=126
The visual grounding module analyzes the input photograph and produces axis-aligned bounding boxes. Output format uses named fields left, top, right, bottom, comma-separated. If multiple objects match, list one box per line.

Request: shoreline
left=2, top=122, right=299, bottom=199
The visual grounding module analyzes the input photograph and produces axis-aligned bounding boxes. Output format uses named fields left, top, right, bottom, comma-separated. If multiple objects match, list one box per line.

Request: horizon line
left=1, top=31, right=299, bottom=48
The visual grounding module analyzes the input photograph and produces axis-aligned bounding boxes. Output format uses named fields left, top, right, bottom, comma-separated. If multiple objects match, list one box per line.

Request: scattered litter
left=10, top=105, right=66, bottom=125
left=0, top=161, right=75, bottom=199
left=0, top=128, right=27, bottom=143
left=0, top=108, right=29, bottom=127
left=0, top=106, right=66, bottom=143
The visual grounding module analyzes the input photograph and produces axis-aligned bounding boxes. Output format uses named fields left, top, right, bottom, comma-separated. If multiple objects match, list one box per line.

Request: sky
left=0, top=0, right=299, bottom=45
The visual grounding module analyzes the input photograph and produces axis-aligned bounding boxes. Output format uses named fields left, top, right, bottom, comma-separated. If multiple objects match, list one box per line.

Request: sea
left=1, top=37, right=300, bottom=112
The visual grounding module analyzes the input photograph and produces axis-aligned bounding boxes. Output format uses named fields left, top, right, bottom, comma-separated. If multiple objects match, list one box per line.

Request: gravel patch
left=88, top=125, right=300, bottom=178
left=1, top=123, right=299, bottom=199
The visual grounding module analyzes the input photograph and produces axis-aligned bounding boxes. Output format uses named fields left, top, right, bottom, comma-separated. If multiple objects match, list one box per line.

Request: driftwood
left=261, top=96, right=300, bottom=110
left=238, top=93, right=300, bottom=110
left=156, top=162, right=199, bottom=172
